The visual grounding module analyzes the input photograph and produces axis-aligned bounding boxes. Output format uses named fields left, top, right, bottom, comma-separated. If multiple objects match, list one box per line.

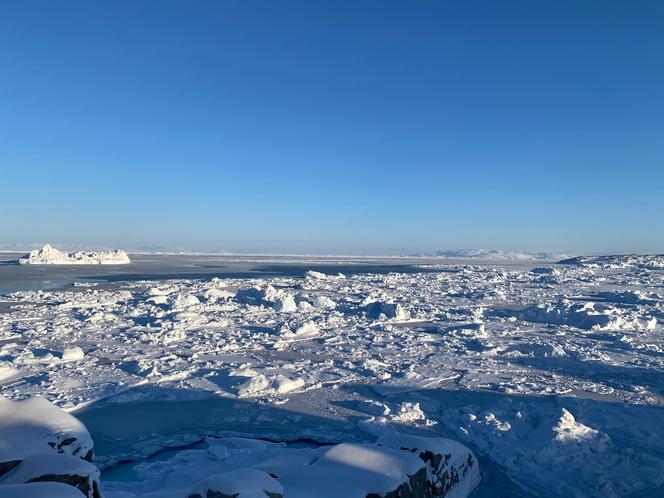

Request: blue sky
left=1, top=1, right=663, bottom=254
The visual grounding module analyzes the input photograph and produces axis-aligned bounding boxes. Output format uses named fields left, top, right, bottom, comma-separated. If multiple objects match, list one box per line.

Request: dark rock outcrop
left=377, top=434, right=480, bottom=497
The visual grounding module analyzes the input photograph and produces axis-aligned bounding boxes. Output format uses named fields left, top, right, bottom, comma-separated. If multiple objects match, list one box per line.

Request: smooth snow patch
left=188, top=468, right=283, bottom=498
left=0, top=396, right=93, bottom=462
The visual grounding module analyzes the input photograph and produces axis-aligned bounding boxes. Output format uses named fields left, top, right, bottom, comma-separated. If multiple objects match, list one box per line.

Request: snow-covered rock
left=261, top=442, right=429, bottom=498
left=256, top=439, right=475, bottom=497
left=99, top=435, right=479, bottom=498
left=0, top=397, right=100, bottom=498
left=377, top=434, right=480, bottom=498
left=0, top=397, right=93, bottom=463
left=187, top=468, right=283, bottom=498
left=0, top=453, right=101, bottom=498
left=18, top=244, right=130, bottom=265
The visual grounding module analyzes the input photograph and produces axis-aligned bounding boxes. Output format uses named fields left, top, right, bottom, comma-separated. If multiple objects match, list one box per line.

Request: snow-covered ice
left=1, top=253, right=663, bottom=496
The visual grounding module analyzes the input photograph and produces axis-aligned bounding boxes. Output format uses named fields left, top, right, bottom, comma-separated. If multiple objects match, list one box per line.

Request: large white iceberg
left=18, top=244, right=130, bottom=265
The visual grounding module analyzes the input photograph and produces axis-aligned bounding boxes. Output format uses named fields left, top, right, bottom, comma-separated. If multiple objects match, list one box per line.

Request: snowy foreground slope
left=18, top=244, right=130, bottom=265
left=0, top=256, right=663, bottom=496
left=0, top=397, right=478, bottom=498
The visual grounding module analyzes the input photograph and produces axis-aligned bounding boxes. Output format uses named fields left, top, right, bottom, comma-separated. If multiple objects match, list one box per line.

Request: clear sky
left=1, top=1, right=663, bottom=254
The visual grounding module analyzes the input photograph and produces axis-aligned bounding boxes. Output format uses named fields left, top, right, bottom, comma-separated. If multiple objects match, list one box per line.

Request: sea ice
left=1, top=253, right=663, bottom=496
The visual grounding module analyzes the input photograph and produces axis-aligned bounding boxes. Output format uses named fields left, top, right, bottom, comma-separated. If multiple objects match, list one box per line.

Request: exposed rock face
left=1, top=455, right=102, bottom=498
left=377, top=435, right=480, bottom=498
left=27, top=471, right=102, bottom=498
left=0, top=397, right=101, bottom=498
left=0, top=460, right=20, bottom=479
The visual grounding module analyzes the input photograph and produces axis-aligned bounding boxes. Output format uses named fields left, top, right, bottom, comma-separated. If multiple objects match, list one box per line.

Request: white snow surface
left=188, top=468, right=283, bottom=498
left=18, top=244, right=130, bottom=265
left=0, top=482, right=87, bottom=498
left=283, top=442, right=423, bottom=498
left=1, top=255, right=663, bottom=496
left=0, top=396, right=93, bottom=462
